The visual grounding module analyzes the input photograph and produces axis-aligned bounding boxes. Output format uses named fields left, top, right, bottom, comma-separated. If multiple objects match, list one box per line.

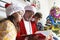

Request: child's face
left=12, top=11, right=24, bottom=22
left=34, top=17, right=40, bottom=23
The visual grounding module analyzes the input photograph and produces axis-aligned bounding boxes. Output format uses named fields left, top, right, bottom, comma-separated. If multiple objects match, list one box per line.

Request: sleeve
left=0, top=20, right=17, bottom=40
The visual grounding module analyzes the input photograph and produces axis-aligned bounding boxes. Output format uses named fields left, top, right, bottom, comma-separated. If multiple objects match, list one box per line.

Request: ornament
left=32, top=0, right=40, bottom=10
left=50, top=7, right=60, bottom=19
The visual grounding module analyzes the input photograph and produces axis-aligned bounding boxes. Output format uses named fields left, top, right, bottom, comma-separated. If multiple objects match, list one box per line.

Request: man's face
left=24, top=10, right=34, bottom=21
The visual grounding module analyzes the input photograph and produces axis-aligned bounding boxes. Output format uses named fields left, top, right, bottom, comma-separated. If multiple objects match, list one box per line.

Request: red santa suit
left=16, top=19, right=47, bottom=40
left=16, top=4, right=37, bottom=40
left=16, top=5, right=46, bottom=40
left=16, top=19, right=37, bottom=40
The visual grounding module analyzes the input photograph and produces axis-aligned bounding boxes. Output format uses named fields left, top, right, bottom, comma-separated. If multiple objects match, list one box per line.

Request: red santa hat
left=5, top=3, right=25, bottom=16
left=24, top=5, right=36, bottom=14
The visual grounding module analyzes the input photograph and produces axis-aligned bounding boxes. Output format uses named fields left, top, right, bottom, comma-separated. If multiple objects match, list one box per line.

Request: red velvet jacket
left=16, top=19, right=37, bottom=40
left=16, top=19, right=46, bottom=40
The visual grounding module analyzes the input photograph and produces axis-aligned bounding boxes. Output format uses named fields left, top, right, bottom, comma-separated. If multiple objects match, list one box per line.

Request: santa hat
left=24, top=5, right=36, bottom=14
left=5, top=3, right=25, bottom=16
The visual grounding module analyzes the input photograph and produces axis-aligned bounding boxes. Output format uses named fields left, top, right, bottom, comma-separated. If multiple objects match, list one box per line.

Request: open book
left=35, top=30, right=52, bottom=37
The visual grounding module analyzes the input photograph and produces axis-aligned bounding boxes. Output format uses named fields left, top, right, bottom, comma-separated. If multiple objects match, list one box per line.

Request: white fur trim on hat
left=6, top=3, right=25, bottom=16
left=24, top=5, right=36, bottom=14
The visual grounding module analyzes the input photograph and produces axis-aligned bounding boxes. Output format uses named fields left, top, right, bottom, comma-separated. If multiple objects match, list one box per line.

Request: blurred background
left=0, top=0, right=60, bottom=26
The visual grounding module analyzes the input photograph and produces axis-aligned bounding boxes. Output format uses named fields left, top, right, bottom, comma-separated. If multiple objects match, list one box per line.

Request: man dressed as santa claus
left=16, top=4, right=47, bottom=40
left=16, top=4, right=38, bottom=40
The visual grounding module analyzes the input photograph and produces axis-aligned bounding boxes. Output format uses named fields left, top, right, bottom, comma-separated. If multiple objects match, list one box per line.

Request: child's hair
left=0, top=15, right=14, bottom=23
left=34, top=12, right=42, bottom=18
